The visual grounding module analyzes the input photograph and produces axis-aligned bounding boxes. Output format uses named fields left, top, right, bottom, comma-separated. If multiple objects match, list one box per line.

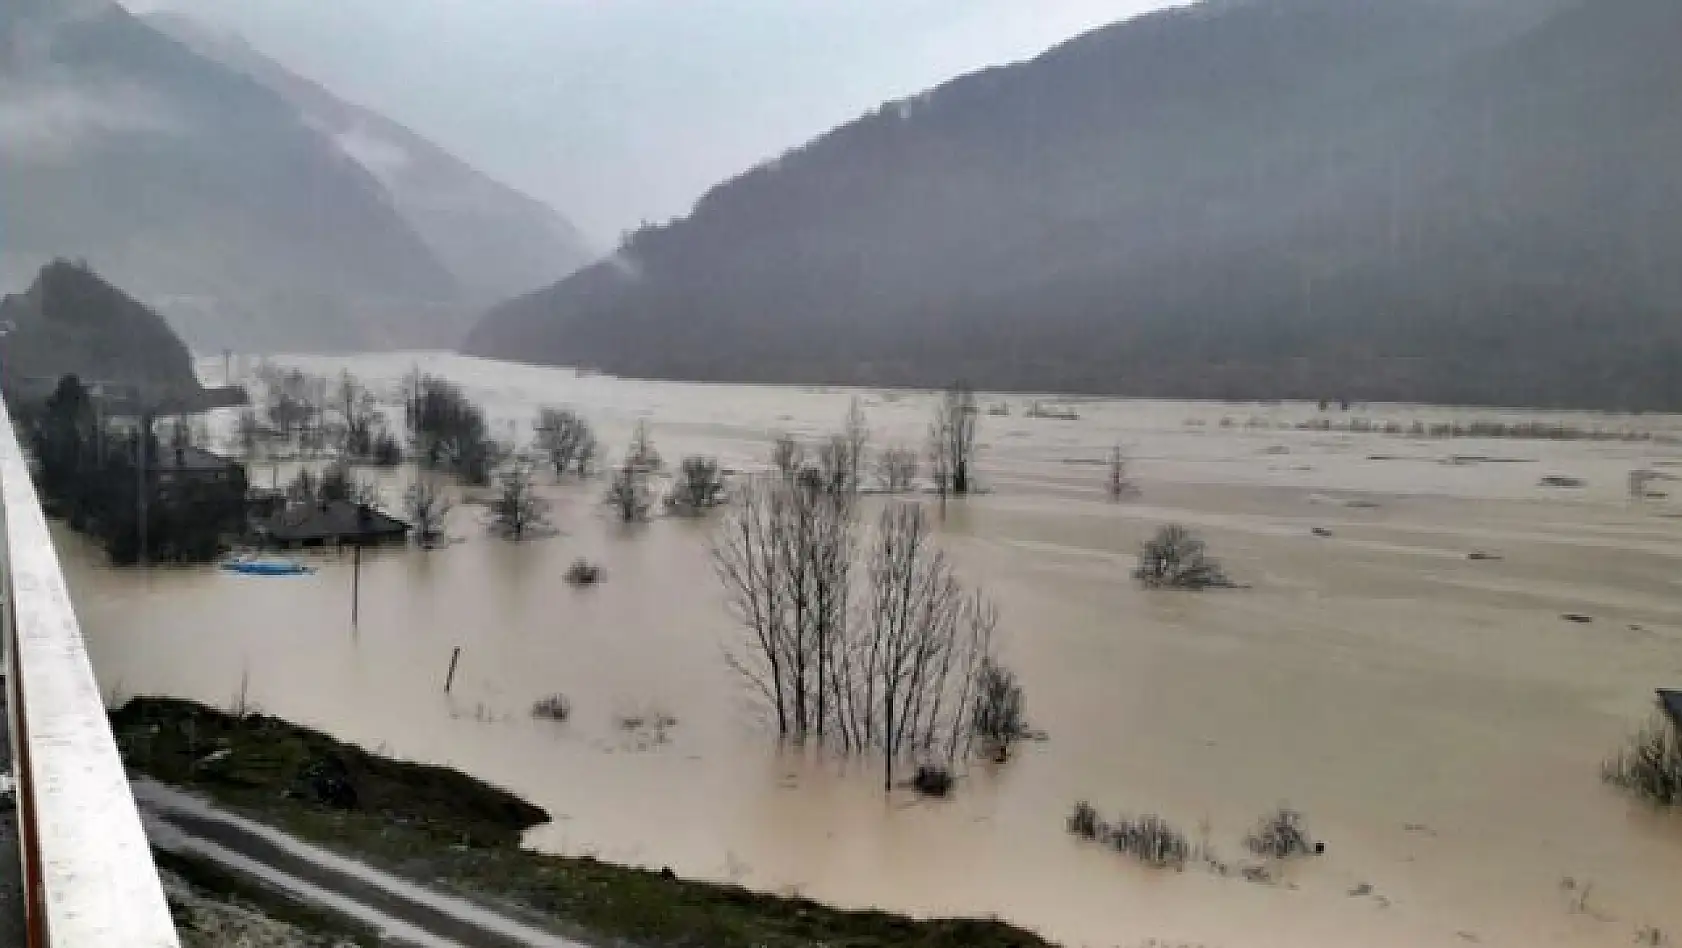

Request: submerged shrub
left=1066, top=801, right=1189, bottom=869
left=1244, top=806, right=1316, bottom=859
left=1133, top=524, right=1230, bottom=589
left=972, top=659, right=1029, bottom=750
left=531, top=694, right=572, bottom=722
left=912, top=765, right=954, bottom=798
left=1067, top=800, right=1101, bottom=839
left=1108, top=814, right=1191, bottom=868
left=1604, top=713, right=1682, bottom=806
left=564, top=559, right=603, bottom=586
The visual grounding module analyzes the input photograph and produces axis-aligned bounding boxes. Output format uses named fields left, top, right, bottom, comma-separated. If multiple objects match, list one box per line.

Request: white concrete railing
left=0, top=399, right=179, bottom=947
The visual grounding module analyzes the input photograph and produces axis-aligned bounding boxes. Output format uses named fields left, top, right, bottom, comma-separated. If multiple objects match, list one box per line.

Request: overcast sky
left=126, top=0, right=1175, bottom=244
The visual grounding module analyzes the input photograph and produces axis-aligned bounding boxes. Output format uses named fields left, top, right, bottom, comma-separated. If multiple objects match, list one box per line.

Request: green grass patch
left=115, top=697, right=1054, bottom=947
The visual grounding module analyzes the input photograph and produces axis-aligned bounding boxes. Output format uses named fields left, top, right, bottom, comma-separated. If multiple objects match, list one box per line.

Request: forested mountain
left=0, top=260, right=222, bottom=409
left=144, top=12, right=593, bottom=309
left=466, top=0, right=1682, bottom=410
left=1, top=1, right=458, bottom=352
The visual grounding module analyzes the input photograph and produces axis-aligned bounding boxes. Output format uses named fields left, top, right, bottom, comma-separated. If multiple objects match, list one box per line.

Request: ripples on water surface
left=65, top=352, right=1682, bottom=948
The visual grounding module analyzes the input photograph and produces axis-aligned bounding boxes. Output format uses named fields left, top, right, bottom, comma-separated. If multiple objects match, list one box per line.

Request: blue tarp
left=220, top=557, right=312, bottom=576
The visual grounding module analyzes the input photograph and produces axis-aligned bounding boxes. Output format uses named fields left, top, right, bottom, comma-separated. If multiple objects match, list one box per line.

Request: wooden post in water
left=136, top=412, right=150, bottom=565
left=350, top=542, right=362, bottom=627
left=443, top=647, right=462, bottom=693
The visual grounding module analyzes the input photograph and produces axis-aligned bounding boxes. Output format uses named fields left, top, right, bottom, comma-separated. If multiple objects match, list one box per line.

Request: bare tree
left=318, top=460, right=380, bottom=506
left=285, top=468, right=319, bottom=504
left=667, top=455, right=726, bottom=514
left=714, top=478, right=796, bottom=737
left=235, top=408, right=263, bottom=459
left=1604, top=711, right=1682, bottom=805
left=404, top=477, right=453, bottom=547
left=605, top=459, right=651, bottom=522
left=876, top=445, right=919, bottom=492
left=839, top=397, right=869, bottom=492
left=488, top=466, right=551, bottom=539
left=719, top=420, right=1008, bottom=796
left=534, top=407, right=597, bottom=478
left=575, top=432, right=599, bottom=476
left=971, top=657, right=1028, bottom=758
left=770, top=433, right=805, bottom=480
left=713, top=474, right=854, bottom=743
left=1108, top=445, right=1139, bottom=500
left=929, top=382, right=979, bottom=496
left=626, top=419, right=663, bottom=472
left=1134, top=524, right=1229, bottom=589
left=853, top=503, right=992, bottom=789
left=333, top=371, right=382, bottom=460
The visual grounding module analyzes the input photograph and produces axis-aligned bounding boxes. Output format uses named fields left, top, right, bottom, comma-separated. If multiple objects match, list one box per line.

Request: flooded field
left=65, top=353, right=1682, bottom=948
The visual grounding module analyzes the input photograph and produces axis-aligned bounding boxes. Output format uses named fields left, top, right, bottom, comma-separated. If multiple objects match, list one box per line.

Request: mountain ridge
left=465, top=0, right=1682, bottom=411
left=1, top=0, right=464, bottom=352
left=142, top=11, right=594, bottom=308
left=0, top=260, right=233, bottom=410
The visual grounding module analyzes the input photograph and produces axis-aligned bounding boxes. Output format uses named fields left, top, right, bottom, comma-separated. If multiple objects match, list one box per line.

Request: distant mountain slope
left=466, top=0, right=1682, bottom=410
left=145, top=11, right=593, bottom=307
left=0, top=1, right=459, bottom=352
left=0, top=260, right=231, bottom=410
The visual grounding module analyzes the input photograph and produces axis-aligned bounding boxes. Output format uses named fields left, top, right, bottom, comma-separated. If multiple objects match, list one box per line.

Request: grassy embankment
left=113, top=697, right=1053, bottom=948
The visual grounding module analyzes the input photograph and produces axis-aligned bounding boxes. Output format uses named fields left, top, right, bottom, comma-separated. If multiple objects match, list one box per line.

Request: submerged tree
left=403, top=477, right=453, bottom=547
left=929, top=382, right=979, bottom=496
left=488, top=466, right=551, bottom=539
left=408, top=375, right=496, bottom=483
left=715, top=484, right=1001, bottom=793
left=1604, top=710, right=1682, bottom=806
left=972, top=657, right=1029, bottom=758
left=816, top=397, right=869, bottom=494
left=770, top=433, right=805, bottom=480
left=605, top=459, right=651, bottom=522
left=626, top=419, right=663, bottom=472
left=235, top=408, right=264, bottom=459
left=1134, top=524, right=1230, bottom=589
left=1107, top=445, right=1139, bottom=500
left=317, top=460, right=379, bottom=506
left=332, top=371, right=383, bottom=461
left=714, top=474, right=853, bottom=743
left=858, top=504, right=994, bottom=789
left=534, top=407, right=597, bottom=477
left=876, top=445, right=919, bottom=493
left=667, top=455, right=726, bottom=514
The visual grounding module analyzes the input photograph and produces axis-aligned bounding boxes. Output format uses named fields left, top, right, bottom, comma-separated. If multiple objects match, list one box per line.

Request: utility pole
left=136, top=411, right=150, bottom=565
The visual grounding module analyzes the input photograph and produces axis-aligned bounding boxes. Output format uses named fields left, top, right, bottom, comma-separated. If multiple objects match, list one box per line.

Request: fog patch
left=0, top=81, right=181, bottom=160
left=333, top=124, right=411, bottom=185
left=601, top=249, right=642, bottom=281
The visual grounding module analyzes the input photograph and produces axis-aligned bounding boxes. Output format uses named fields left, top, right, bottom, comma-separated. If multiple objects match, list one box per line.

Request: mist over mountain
left=467, top=0, right=1682, bottom=411
left=143, top=11, right=593, bottom=309
left=0, top=1, right=569, bottom=353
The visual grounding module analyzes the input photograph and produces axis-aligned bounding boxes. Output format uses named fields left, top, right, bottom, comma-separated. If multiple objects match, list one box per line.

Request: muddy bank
left=115, top=698, right=1053, bottom=948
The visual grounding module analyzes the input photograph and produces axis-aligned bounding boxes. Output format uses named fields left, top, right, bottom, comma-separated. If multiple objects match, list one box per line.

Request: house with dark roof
left=1660, top=689, right=1682, bottom=732
left=153, top=445, right=241, bottom=486
left=257, top=500, right=409, bottom=549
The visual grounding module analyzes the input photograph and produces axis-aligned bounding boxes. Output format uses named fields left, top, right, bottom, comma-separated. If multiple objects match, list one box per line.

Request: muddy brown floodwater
left=64, top=353, right=1682, bottom=948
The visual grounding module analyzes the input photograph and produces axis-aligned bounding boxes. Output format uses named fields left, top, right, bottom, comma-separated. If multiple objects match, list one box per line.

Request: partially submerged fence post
left=444, top=647, right=462, bottom=694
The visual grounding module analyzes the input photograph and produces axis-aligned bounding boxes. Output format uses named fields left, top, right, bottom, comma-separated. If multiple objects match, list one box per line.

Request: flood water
left=64, top=352, right=1682, bottom=948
